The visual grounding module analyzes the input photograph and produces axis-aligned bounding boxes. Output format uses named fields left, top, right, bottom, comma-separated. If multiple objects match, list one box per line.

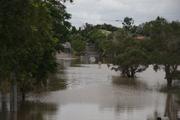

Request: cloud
left=66, top=0, right=180, bottom=27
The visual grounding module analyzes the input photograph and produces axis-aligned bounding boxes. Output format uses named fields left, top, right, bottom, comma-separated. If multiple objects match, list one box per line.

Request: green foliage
left=109, top=28, right=148, bottom=77
left=143, top=17, right=180, bottom=87
left=0, top=0, right=72, bottom=99
left=122, top=17, right=137, bottom=33
left=70, top=34, right=86, bottom=55
left=94, top=23, right=118, bottom=32
left=45, top=0, right=72, bottom=51
left=78, top=24, right=115, bottom=57
left=108, top=16, right=180, bottom=81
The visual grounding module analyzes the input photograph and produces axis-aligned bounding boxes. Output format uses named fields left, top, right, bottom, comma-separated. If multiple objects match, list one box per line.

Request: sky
left=65, top=0, right=180, bottom=27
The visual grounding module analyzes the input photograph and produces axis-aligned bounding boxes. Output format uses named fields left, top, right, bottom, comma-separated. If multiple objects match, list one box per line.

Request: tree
left=107, top=17, right=148, bottom=78
left=94, top=23, right=118, bottom=32
left=88, top=29, right=108, bottom=51
left=0, top=0, right=72, bottom=107
left=45, top=0, right=72, bottom=51
left=78, top=24, right=114, bottom=58
left=143, top=17, right=180, bottom=87
left=0, top=0, right=36, bottom=110
left=70, top=34, right=86, bottom=55
left=109, top=29, right=148, bottom=78
left=122, top=17, right=137, bottom=33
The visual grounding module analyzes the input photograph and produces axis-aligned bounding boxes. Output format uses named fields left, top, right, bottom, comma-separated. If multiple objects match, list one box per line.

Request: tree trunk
left=165, top=65, right=173, bottom=88
left=10, top=73, right=17, bottom=112
left=1, top=91, right=8, bottom=112
left=126, top=71, right=131, bottom=78
left=10, top=111, right=17, bottom=120
left=21, top=92, right=26, bottom=102
left=121, top=69, right=126, bottom=77
left=167, top=78, right=173, bottom=88
left=131, top=72, right=135, bottom=78
left=164, top=94, right=177, bottom=120
left=130, top=68, right=135, bottom=78
left=1, top=92, right=8, bottom=120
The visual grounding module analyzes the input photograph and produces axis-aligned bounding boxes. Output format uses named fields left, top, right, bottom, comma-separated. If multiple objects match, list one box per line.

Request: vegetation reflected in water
left=0, top=101, right=57, bottom=120
left=0, top=61, right=180, bottom=120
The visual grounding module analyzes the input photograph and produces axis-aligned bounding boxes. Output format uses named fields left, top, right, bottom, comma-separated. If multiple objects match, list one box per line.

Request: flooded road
left=0, top=60, right=179, bottom=120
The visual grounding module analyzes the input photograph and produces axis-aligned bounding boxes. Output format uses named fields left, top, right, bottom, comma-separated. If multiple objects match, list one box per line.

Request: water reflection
left=57, top=58, right=81, bottom=68
left=147, top=93, right=179, bottom=120
left=57, top=58, right=72, bottom=68
left=0, top=61, right=180, bottom=120
left=0, top=93, right=9, bottom=120
left=26, top=64, right=167, bottom=120
left=112, top=76, right=149, bottom=90
left=164, top=94, right=178, bottom=120
left=0, top=101, right=57, bottom=120
left=17, top=102, right=57, bottom=120
left=47, top=73, right=67, bottom=91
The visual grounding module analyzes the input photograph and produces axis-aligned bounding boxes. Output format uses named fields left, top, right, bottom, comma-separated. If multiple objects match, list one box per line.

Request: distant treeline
left=69, top=17, right=180, bottom=88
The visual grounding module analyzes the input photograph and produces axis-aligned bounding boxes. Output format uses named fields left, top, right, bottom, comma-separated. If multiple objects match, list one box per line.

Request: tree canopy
left=142, top=17, right=180, bottom=87
left=109, top=28, right=148, bottom=78
left=0, top=0, right=72, bottom=101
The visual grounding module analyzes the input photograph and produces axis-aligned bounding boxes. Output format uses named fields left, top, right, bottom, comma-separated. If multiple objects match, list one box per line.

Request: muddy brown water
left=0, top=60, right=179, bottom=120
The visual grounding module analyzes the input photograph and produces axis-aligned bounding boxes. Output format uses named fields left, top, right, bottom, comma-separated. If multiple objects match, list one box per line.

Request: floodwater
left=0, top=60, right=180, bottom=120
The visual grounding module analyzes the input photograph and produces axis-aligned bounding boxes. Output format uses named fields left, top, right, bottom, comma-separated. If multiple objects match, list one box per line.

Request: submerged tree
left=143, top=17, right=180, bottom=87
left=109, top=29, right=148, bottom=78
left=0, top=0, right=72, bottom=108
left=108, top=17, right=148, bottom=78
